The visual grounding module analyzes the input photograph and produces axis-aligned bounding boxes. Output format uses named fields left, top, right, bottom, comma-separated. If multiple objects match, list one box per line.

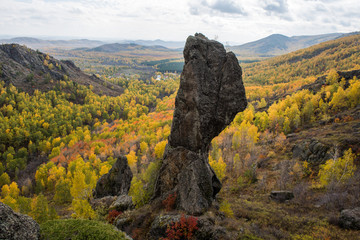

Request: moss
left=238, top=234, right=263, bottom=240
left=40, top=219, right=127, bottom=240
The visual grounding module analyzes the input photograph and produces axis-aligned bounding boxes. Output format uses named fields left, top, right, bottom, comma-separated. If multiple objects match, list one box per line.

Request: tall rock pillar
left=153, top=33, right=247, bottom=215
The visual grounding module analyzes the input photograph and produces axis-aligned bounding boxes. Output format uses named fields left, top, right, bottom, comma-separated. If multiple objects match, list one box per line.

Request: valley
left=0, top=32, right=360, bottom=240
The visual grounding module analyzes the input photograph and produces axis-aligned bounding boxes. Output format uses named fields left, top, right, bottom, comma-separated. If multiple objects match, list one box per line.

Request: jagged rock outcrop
left=292, top=139, right=331, bottom=165
left=0, top=202, right=40, bottom=240
left=153, top=33, right=247, bottom=215
left=93, top=156, right=133, bottom=198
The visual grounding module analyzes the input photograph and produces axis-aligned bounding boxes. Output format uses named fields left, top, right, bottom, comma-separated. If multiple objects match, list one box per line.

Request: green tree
left=128, top=176, right=145, bottom=208
left=54, top=179, right=72, bottom=204
left=30, top=193, right=49, bottom=223
left=0, top=172, right=10, bottom=188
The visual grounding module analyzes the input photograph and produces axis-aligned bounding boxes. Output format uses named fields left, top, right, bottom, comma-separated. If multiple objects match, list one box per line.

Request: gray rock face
left=154, top=147, right=221, bottom=215
left=93, top=156, right=133, bottom=198
left=90, top=196, right=117, bottom=211
left=292, top=139, right=331, bottom=165
left=154, top=33, right=247, bottom=215
left=270, top=191, right=294, bottom=203
left=339, top=207, right=360, bottom=230
left=0, top=202, right=40, bottom=240
left=109, top=194, right=134, bottom=211
left=169, top=33, right=247, bottom=153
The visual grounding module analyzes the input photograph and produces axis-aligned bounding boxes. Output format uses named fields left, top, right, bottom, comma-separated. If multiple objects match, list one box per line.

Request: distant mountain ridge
left=229, top=33, right=344, bottom=57
left=0, top=37, right=105, bottom=50
left=0, top=37, right=184, bottom=51
left=118, top=39, right=184, bottom=49
left=87, top=43, right=180, bottom=53
left=1, top=32, right=356, bottom=58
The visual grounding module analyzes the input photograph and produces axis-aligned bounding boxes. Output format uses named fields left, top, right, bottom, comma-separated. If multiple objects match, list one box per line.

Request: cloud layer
left=0, top=0, right=359, bottom=43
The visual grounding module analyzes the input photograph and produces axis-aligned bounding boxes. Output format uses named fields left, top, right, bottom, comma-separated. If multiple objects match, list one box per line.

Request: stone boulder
left=109, top=194, right=134, bottom=211
left=93, top=155, right=133, bottom=198
left=90, top=196, right=117, bottom=212
left=270, top=191, right=294, bottom=203
left=153, top=33, right=247, bottom=215
left=339, top=207, right=360, bottom=230
left=0, top=202, right=40, bottom=240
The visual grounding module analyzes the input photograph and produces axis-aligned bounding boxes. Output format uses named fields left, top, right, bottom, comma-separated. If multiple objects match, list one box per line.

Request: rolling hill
left=119, top=39, right=184, bottom=49
left=87, top=43, right=180, bottom=53
left=229, top=32, right=343, bottom=58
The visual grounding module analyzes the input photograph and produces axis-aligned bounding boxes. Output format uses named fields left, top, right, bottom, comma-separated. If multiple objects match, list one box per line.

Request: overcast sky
left=0, top=0, right=359, bottom=44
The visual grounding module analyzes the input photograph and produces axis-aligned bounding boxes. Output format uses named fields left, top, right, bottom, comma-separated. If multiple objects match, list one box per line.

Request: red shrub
left=162, top=214, right=198, bottom=240
left=131, top=228, right=142, bottom=239
left=106, top=209, right=122, bottom=224
left=162, top=193, right=177, bottom=211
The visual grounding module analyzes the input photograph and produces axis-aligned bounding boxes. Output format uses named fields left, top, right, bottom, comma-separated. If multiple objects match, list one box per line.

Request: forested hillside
left=0, top=44, right=123, bottom=96
left=242, top=34, right=360, bottom=85
left=0, top=33, right=359, bottom=239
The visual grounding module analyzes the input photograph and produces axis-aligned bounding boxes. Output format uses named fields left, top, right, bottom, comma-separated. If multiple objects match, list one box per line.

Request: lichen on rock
left=0, top=202, right=40, bottom=240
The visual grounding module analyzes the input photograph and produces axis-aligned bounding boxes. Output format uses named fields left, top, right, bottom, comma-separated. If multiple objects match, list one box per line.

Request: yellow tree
left=154, top=140, right=167, bottom=159
left=126, top=150, right=137, bottom=169
left=318, top=148, right=356, bottom=186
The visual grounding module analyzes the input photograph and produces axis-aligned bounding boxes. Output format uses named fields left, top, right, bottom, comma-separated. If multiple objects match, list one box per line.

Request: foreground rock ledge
left=0, top=202, right=40, bottom=240
left=153, top=33, right=247, bottom=215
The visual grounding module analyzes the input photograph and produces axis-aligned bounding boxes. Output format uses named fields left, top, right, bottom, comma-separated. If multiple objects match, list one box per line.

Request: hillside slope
left=230, top=32, right=343, bottom=57
left=0, top=44, right=123, bottom=96
left=242, top=33, right=360, bottom=85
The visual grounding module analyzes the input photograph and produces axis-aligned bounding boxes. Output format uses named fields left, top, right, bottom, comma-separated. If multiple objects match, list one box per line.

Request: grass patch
left=40, top=219, right=127, bottom=240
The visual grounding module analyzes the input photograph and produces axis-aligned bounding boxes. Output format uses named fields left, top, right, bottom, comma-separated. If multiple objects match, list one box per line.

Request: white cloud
left=0, top=0, right=359, bottom=44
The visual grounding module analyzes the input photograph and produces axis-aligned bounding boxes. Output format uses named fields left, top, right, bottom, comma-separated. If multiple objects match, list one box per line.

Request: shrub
left=244, top=165, right=257, bottom=184
left=40, top=219, right=127, bottom=240
left=106, top=210, right=122, bottom=224
left=219, top=200, right=234, bottom=218
left=162, top=193, right=177, bottom=211
left=162, top=214, right=198, bottom=240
